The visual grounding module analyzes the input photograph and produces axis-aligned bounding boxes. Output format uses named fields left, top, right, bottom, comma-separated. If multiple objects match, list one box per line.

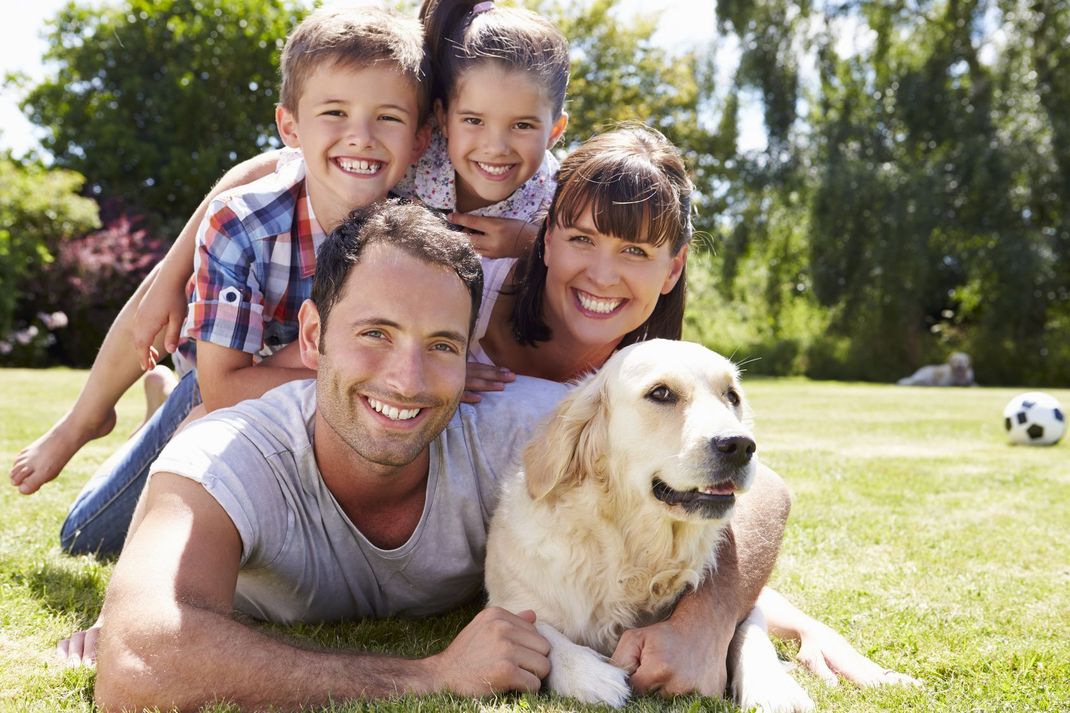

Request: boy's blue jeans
left=60, top=369, right=202, bottom=557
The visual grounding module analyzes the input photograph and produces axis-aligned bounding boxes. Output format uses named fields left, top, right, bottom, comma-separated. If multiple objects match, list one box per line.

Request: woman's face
left=541, top=207, right=687, bottom=349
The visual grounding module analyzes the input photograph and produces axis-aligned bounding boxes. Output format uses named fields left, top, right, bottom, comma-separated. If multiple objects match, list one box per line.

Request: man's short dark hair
left=312, top=199, right=483, bottom=345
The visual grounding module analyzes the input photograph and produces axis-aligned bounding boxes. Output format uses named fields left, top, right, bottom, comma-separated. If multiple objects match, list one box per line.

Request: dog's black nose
left=711, top=435, right=755, bottom=467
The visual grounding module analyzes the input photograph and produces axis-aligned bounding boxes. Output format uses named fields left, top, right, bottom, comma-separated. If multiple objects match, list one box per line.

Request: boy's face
left=277, top=63, right=430, bottom=231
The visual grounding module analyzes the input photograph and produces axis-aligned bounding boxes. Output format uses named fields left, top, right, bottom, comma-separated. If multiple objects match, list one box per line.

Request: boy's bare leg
left=10, top=265, right=168, bottom=495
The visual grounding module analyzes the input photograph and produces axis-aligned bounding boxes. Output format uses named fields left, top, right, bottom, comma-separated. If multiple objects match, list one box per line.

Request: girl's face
left=439, top=64, right=567, bottom=213
left=542, top=207, right=687, bottom=349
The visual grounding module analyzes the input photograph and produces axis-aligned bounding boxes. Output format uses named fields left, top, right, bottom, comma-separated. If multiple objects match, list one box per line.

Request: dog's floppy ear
left=524, top=370, right=610, bottom=501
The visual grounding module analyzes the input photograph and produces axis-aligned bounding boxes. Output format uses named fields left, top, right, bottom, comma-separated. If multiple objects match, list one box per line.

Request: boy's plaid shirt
left=184, top=159, right=326, bottom=360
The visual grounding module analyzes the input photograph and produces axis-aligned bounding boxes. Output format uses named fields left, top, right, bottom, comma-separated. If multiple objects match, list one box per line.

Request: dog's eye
left=646, top=385, right=677, bottom=404
left=725, top=389, right=741, bottom=407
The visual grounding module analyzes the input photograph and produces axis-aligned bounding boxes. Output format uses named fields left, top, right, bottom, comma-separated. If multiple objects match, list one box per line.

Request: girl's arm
left=132, top=150, right=285, bottom=369
left=446, top=213, right=539, bottom=259
left=461, top=362, right=516, bottom=404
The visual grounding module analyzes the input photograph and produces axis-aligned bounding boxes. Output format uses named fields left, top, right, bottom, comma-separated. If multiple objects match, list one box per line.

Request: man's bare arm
left=94, top=473, right=550, bottom=712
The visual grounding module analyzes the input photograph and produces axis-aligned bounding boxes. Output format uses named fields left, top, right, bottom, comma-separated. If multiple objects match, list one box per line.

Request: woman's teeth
left=577, top=292, right=623, bottom=314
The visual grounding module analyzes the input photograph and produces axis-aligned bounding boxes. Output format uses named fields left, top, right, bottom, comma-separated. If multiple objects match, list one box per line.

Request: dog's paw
left=546, top=648, right=630, bottom=707
left=731, top=608, right=815, bottom=713
left=735, top=664, right=815, bottom=713
left=538, top=623, right=630, bottom=707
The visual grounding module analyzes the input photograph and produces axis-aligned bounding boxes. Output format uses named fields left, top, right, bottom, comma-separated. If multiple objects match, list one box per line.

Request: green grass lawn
left=1, top=368, right=1068, bottom=712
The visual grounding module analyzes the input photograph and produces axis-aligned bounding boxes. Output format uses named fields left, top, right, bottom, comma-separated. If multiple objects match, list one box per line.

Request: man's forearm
left=674, top=463, right=792, bottom=627
left=95, top=601, right=437, bottom=712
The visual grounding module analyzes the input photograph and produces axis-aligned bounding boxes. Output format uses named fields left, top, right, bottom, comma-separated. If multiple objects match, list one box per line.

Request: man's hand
left=429, top=607, right=550, bottom=696
left=462, top=363, right=516, bottom=404
left=133, top=278, right=188, bottom=371
left=447, top=213, right=538, bottom=259
left=57, top=619, right=102, bottom=667
left=612, top=612, right=734, bottom=698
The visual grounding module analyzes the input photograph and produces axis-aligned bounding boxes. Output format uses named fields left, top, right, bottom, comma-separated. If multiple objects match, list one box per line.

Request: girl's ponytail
left=418, top=0, right=569, bottom=115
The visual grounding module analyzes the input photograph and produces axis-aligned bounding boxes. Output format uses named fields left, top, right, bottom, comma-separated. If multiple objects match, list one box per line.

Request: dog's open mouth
left=652, top=477, right=736, bottom=516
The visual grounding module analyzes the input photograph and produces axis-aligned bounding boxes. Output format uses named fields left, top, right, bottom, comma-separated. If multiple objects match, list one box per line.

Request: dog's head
left=525, top=339, right=756, bottom=526
left=948, top=351, right=972, bottom=381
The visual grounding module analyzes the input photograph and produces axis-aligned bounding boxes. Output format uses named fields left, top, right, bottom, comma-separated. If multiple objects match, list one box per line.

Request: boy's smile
left=277, top=62, right=430, bottom=232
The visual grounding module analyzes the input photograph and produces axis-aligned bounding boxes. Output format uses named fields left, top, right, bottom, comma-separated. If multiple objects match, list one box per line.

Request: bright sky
left=0, top=0, right=735, bottom=157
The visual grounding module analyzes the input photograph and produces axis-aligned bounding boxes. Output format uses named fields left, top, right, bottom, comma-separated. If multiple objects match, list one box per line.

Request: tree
left=21, top=0, right=302, bottom=227
left=713, top=0, right=1070, bottom=384
left=0, top=157, right=100, bottom=338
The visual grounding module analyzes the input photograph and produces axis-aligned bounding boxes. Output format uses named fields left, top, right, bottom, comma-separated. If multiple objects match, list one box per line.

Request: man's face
left=304, top=242, right=471, bottom=471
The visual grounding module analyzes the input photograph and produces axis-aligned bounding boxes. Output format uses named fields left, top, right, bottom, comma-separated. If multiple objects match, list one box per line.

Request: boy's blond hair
left=280, top=7, right=429, bottom=120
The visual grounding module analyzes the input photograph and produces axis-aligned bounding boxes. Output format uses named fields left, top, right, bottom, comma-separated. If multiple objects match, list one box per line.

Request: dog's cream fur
left=485, top=340, right=813, bottom=711
left=897, top=351, right=975, bottom=386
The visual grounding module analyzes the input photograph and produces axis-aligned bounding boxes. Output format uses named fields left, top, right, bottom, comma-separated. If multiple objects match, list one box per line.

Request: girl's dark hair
left=419, top=0, right=569, bottom=117
left=510, top=124, right=694, bottom=348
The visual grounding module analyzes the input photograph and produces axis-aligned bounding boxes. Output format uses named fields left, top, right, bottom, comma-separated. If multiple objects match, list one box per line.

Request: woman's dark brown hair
left=510, top=124, right=693, bottom=348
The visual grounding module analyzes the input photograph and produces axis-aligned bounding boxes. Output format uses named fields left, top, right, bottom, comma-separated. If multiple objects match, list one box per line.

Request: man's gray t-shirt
left=151, top=377, right=567, bottom=623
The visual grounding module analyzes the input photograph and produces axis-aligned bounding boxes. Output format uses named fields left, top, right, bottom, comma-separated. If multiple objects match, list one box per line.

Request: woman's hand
left=462, top=363, right=516, bottom=404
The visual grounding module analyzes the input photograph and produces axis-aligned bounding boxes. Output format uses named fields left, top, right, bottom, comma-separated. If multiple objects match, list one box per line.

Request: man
left=94, top=200, right=788, bottom=711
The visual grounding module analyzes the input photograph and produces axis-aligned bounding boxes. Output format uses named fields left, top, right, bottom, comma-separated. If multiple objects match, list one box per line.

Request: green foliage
left=540, top=0, right=704, bottom=143
left=11, top=0, right=1070, bottom=383
left=712, top=0, right=1070, bottom=384
left=0, top=157, right=100, bottom=337
left=20, top=0, right=303, bottom=227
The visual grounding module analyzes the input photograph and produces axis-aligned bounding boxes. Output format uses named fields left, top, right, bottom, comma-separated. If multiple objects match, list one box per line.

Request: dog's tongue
left=701, top=482, right=736, bottom=496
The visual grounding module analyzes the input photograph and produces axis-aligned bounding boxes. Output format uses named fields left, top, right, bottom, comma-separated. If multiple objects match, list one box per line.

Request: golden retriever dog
left=485, top=339, right=813, bottom=711
left=897, top=351, right=975, bottom=386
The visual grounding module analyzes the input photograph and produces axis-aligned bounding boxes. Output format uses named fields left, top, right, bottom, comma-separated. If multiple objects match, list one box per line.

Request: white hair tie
left=472, top=1, right=494, bottom=14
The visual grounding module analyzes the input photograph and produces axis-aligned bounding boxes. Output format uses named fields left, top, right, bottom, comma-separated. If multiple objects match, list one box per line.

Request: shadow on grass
left=8, top=555, right=110, bottom=626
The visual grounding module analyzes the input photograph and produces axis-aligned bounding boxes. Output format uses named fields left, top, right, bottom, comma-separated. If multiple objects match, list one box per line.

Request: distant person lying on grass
left=91, top=202, right=917, bottom=711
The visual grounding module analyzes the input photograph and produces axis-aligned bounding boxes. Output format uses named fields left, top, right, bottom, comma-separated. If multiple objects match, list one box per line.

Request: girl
left=396, top=0, right=569, bottom=256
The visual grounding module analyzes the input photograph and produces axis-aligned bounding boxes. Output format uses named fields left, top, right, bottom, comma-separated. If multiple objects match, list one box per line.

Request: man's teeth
left=338, top=158, right=382, bottom=174
left=477, top=162, right=512, bottom=176
left=367, top=397, right=420, bottom=421
left=577, top=292, right=623, bottom=314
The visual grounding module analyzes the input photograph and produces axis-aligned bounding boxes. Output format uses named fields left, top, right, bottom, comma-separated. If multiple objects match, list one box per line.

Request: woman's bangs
left=554, top=160, right=680, bottom=248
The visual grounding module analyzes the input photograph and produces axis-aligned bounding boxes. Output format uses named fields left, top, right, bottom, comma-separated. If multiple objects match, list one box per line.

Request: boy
left=57, top=6, right=431, bottom=556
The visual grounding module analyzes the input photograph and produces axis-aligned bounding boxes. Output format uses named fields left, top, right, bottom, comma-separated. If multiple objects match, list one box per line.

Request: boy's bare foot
left=142, top=365, right=177, bottom=424
left=57, top=615, right=103, bottom=667
left=9, top=410, right=117, bottom=495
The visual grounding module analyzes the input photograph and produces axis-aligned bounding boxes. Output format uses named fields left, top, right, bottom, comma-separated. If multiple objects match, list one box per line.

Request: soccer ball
left=1003, top=392, right=1066, bottom=446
